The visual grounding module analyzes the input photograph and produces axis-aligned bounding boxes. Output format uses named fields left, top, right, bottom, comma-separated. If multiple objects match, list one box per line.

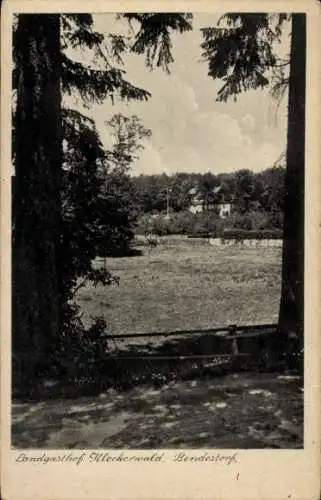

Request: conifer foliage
left=12, top=13, right=192, bottom=390
left=201, top=13, right=305, bottom=362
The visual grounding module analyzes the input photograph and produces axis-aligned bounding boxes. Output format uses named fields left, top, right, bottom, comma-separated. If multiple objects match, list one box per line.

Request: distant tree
left=133, top=173, right=172, bottom=213
left=197, top=173, right=217, bottom=211
left=202, top=13, right=305, bottom=355
left=95, top=165, right=140, bottom=258
left=258, top=166, right=285, bottom=213
left=95, top=113, right=152, bottom=255
left=132, top=175, right=153, bottom=213
left=170, top=173, right=194, bottom=212
left=234, top=169, right=254, bottom=213
left=216, top=173, right=237, bottom=202
left=105, top=113, right=151, bottom=171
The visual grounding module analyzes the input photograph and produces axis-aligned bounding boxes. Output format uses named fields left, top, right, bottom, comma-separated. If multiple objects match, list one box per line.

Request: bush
left=168, top=211, right=195, bottom=234
left=267, top=210, right=284, bottom=230
left=152, top=216, right=171, bottom=236
left=52, top=314, right=111, bottom=383
left=135, top=209, right=283, bottom=239
left=135, top=214, right=153, bottom=235
left=136, top=211, right=193, bottom=236
left=226, top=210, right=269, bottom=231
left=225, top=210, right=284, bottom=232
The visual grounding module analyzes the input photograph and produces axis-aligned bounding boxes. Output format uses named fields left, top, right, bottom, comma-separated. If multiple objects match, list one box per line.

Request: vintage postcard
left=1, top=0, right=320, bottom=499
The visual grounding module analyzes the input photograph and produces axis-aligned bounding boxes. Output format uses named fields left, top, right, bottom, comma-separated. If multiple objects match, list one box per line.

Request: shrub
left=135, top=214, right=156, bottom=234
left=51, top=313, right=111, bottom=383
left=135, top=209, right=283, bottom=239
left=267, top=210, right=284, bottom=230
left=168, top=211, right=195, bottom=234
left=226, top=210, right=268, bottom=230
left=151, top=216, right=171, bottom=236
left=135, top=211, right=193, bottom=236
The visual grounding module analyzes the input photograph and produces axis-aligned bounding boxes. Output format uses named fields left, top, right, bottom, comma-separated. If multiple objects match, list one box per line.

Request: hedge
left=220, top=229, right=283, bottom=240
left=187, top=231, right=210, bottom=239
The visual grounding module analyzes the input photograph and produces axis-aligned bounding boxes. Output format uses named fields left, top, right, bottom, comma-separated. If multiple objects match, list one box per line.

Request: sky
left=67, top=13, right=291, bottom=177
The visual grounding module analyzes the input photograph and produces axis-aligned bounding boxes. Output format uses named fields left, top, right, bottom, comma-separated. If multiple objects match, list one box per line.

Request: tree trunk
left=278, top=14, right=306, bottom=358
left=12, top=15, right=62, bottom=391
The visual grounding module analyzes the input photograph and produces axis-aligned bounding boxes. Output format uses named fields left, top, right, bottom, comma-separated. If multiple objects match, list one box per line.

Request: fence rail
left=98, top=322, right=293, bottom=378
left=107, top=354, right=235, bottom=361
left=103, top=323, right=278, bottom=341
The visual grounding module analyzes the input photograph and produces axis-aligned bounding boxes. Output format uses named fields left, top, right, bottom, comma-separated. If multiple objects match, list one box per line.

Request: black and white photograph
left=9, top=9, right=308, bottom=453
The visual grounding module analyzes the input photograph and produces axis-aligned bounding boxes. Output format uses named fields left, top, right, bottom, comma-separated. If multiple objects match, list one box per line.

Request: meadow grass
left=76, top=237, right=282, bottom=336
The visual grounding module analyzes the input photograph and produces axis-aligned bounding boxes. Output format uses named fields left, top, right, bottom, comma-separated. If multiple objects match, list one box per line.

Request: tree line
left=131, top=166, right=285, bottom=216
left=12, top=12, right=305, bottom=393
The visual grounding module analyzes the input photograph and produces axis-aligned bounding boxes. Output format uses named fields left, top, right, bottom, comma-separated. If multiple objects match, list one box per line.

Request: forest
left=131, top=166, right=285, bottom=216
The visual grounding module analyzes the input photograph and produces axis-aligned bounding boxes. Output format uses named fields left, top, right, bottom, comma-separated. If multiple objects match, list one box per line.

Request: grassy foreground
left=77, top=237, right=282, bottom=337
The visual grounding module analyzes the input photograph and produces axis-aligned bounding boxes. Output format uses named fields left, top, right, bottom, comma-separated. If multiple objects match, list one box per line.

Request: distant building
left=188, top=187, right=204, bottom=214
left=188, top=185, right=234, bottom=218
left=217, top=202, right=233, bottom=219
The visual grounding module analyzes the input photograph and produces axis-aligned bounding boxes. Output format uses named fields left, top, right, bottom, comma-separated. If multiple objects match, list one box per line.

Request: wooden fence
left=209, top=238, right=283, bottom=248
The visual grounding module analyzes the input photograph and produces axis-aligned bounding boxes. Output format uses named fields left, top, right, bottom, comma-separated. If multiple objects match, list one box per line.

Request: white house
left=218, top=202, right=232, bottom=218
left=188, top=185, right=234, bottom=218
left=188, top=187, right=203, bottom=214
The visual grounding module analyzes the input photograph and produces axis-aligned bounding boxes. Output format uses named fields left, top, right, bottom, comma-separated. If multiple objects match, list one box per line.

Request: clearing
left=77, top=236, right=282, bottom=337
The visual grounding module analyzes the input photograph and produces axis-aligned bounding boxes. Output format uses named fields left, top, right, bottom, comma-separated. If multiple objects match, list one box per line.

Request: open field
left=77, top=237, right=282, bottom=337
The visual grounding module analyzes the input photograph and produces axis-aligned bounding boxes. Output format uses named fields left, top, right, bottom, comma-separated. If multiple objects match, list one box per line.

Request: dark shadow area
left=11, top=372, right=303, bottom=449
left=12, top=325, right=303, bottom=402
left=97, top=247, right=143, bottom=258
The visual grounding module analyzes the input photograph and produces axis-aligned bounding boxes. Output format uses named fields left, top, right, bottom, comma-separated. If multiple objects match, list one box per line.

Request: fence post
left=228, top=324, right=239, bottom=356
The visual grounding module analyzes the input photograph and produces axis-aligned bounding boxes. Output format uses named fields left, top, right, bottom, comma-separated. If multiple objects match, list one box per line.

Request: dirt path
left=12, top=373, right=303, bottom=449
